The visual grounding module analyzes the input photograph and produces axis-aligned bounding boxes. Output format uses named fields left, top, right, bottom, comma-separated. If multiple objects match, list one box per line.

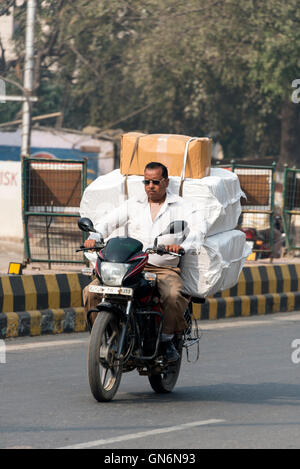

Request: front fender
left=87, top=302, right=126, bottom=332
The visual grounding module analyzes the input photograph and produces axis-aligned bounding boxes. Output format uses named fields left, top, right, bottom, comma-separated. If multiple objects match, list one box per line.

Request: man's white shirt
left=89, top=190, right=205, bottom=267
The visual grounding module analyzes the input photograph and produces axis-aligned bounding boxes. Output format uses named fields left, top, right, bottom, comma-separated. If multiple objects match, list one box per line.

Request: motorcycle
left=78, top=217, right=201, bottom=402
left=242, top=215, right=285, bottom=260
left=241, top=227, right=265, bottom=260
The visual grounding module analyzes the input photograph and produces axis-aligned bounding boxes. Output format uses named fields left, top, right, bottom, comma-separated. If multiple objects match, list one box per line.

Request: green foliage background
left=1, top=0, right=299, bottom=165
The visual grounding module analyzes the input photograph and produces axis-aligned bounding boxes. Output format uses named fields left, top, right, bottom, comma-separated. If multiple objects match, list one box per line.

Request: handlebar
left=76, top=241, right=105, bottom=253
left=77, top=243, right=184, bottom=256
left=146, top=245, right=185, bottom=257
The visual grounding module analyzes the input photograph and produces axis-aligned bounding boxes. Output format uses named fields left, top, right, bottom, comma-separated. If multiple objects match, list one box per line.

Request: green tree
left=2, top=0, right=300, bottom=167
left=194, top=0, right=300, bottom=166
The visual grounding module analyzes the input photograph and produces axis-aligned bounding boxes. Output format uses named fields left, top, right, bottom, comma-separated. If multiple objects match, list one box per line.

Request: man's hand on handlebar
left=84, top=239, right=96, bottom=250
left=79, top=239, right=105, bottom=252
left=164, top=244, right=184, bottom=254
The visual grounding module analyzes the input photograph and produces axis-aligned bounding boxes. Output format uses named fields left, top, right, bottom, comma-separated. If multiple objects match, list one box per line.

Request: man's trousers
left=82, top=264, right=189, bottom=334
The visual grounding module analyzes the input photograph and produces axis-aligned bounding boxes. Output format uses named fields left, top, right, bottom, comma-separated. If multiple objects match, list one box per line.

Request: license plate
left=89, top=285, right=133, bottom=296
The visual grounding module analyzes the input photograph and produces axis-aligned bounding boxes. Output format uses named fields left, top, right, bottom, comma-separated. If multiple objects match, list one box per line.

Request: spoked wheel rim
left=88, top=312, right=122, bottom=402
left=99, top=328, right=120, bottom=392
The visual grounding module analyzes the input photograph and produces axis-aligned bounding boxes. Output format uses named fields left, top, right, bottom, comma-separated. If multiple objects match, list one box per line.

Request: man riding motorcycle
left=83, top=162, right=201, bottom=363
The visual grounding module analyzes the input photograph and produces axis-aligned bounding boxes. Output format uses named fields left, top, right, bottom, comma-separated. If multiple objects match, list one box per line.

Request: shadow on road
left=116, top=382, right=300, bottom=407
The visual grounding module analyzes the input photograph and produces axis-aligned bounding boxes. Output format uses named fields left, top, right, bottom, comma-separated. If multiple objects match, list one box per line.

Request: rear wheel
left=88, top=311, right=122, bottom=402
left=148, top=338, right=183, bottom=393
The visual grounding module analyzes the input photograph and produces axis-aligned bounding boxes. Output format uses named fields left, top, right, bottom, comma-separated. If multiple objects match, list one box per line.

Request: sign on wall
left=0, top=161, right=23, bottom=238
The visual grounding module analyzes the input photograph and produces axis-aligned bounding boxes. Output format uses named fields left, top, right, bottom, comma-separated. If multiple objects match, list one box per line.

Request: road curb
left=192, top=263, right=300, bottom=321
left=215, top=264, right=300, bottom=298
left=0, top=273, right=90, bottom=314
left=0, top=264, right=299, bottom=338
left=0, top=307, right=87, bottom=339
left=193, top=292, right=300, bottom=321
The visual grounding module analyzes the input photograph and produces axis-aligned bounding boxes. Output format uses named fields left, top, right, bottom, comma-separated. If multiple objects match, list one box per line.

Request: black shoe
left=160, top=340, right=180, bottom=363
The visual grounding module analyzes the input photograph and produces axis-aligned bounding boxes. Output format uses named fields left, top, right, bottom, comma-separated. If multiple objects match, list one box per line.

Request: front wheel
left=148, top=339, right=183, bottom=394
left=88, top=311, right=122, bottom=402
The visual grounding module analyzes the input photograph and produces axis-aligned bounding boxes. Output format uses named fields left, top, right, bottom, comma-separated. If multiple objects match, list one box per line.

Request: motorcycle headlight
left=100, top=262, right=130, bottom=286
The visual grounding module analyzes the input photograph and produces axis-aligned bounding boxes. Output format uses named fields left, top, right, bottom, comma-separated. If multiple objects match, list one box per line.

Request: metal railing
left=23, top=157, right=87, bottom=268
left=283, top=166, right=300, bottom=253
left=217, top=161, right=277, bottom=259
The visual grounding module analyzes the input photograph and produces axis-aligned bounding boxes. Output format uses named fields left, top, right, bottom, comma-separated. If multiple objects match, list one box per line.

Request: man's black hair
left=144, top=162, right=168, bottom=179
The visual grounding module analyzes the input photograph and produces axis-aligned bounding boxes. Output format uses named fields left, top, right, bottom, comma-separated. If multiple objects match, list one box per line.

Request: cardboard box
left=120, top=132, right=212, bottom=179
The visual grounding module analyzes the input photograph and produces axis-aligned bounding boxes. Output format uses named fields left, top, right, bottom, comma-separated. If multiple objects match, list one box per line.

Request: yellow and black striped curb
left=0, top=273, right=90, bottom=339
left=218, top=264, right=300, bottom=298
left=0, top=265, right=300, bottom=338
left=0, top=273, right=90, bottom=314
left=1, top=293, right=299, bottom=338
left=193, top=292, right=300, bottom=321
left=0, top=308, right=87, bottom=339
left=192, top=263, right=300, bottom=321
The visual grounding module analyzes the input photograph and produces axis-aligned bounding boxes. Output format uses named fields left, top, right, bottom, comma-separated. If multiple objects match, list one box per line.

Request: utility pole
left=21, top=0, right=37, bottom=158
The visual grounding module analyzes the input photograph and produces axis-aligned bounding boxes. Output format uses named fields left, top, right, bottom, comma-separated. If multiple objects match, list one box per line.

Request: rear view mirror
left=154, top=220, right=188, bottom=247
left=161, top=220, right=188, bottom=235
left=78, top=217, right=96, bottom=233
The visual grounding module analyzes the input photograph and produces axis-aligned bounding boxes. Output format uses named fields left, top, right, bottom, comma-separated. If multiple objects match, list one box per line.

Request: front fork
left=87, top=298, right=133, bottom=360
left=116, top=300, right=132, bottom=361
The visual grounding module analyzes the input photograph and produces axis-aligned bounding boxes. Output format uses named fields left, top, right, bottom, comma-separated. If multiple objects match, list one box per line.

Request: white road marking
left=274, top=313, right=300, bottom=321
left=58, top=419, right=225, bottom=449
left=4, top=446, right=33, bottom=450
left=199, top=319, right=274, bottom=330
left=199, top=313, right=300, bottom=330
left=5, top=338, right=88, bottom=352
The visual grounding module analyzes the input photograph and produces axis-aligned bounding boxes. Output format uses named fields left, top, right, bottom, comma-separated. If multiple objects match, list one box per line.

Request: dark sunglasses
left=142, top=178, right=165, bottom=186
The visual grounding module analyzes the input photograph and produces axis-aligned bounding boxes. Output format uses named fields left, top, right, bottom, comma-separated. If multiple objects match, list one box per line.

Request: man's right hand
left=84, top=239, right=96, bottom=249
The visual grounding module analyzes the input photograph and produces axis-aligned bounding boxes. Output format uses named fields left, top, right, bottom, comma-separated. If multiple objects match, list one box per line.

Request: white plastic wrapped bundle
left=80, top=168, right=248, bottom=297
left=80, top=169, right=142, bottom=228
left=80, top=168, right=244, bottom=238
left=180, top=230, right=252, bottom=298
left=180, top=168, right=244, bottom=236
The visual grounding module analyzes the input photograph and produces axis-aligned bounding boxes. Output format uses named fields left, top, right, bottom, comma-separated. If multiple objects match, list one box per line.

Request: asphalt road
left=1, top=312, right=300, bottom=450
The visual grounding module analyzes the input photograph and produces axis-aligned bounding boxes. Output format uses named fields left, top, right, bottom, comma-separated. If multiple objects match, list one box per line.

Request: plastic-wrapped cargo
left=80, top=170, right=143, bottom=228
left=180, top=168, right=244, bottom=236
left=79, top=168, right=249, bottom=298
left=180, top=230, right=252, bottom=298
left=79, top=168, right=244, bottom=238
